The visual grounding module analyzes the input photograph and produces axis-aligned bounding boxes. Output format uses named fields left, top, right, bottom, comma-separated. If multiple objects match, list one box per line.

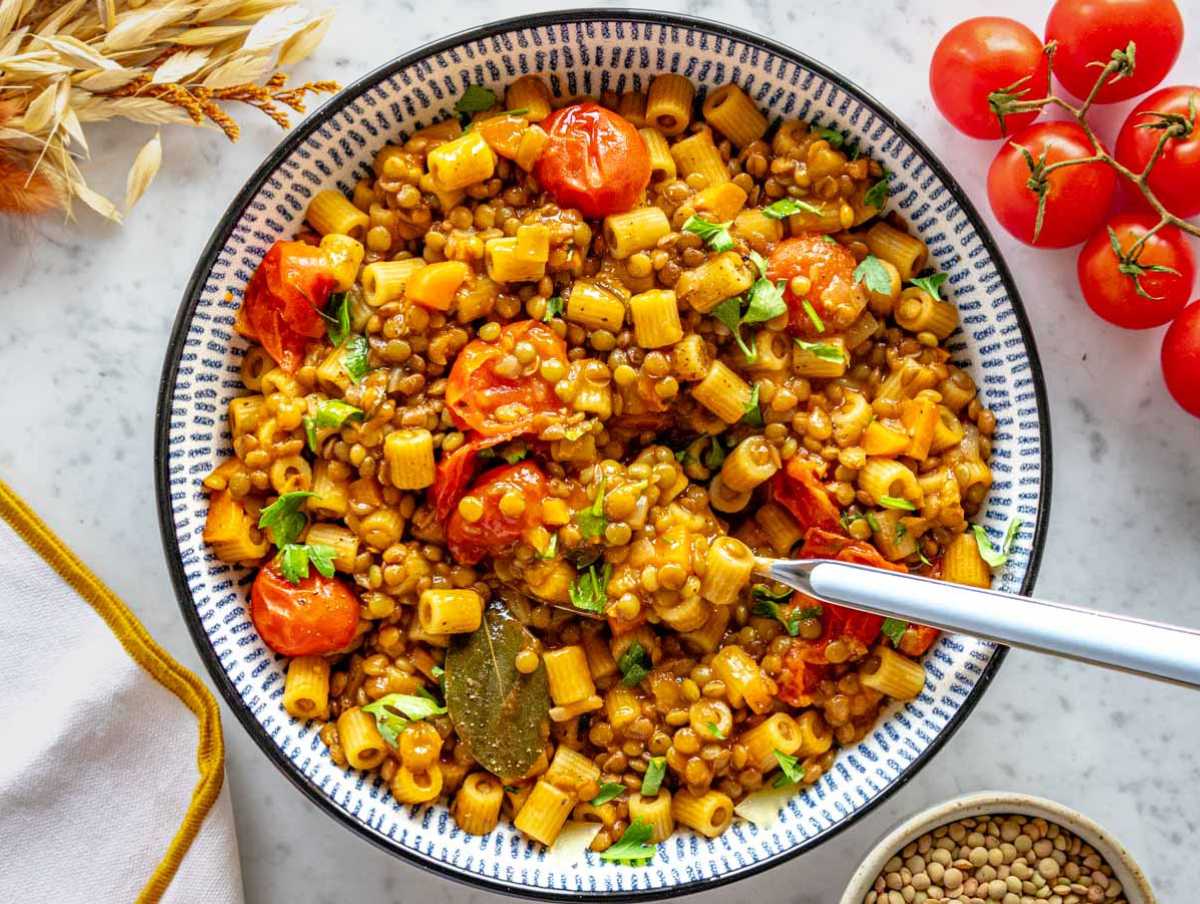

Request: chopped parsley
left=454, top=84, right=497, bottom=115
left=879, top=495, right=916, bottom=511
left=258, top=491, right=314, bottom=547
left=752, top=584, right=800, bottom=636
left=599, top=818, right=656, bottom=864
left=814, top=126, right=845, bottom=147
left=801, top=299, right=825, bottom=333
left=702, top=437, right=726, bottom=471
left=618, top=640, right=651, bottom=687
left=539, top=534, right=558, bottom=560
left=342, top=334, right=371, bottom=383
left=741, top=383, right=764, bottom=427
left=682, top=215, right=735, bottom=252
left=772, top=749, right=805, bottom=787
left=748, top=249, right=769, bottom=278
left=881, top=617, right=908, bottom=645
left=705, top=721, right=727, bottom=740
left=744, top=276, right=787, bottom=324
left=641, top=757, right=667, bottom=797
left=501, top=446, right=528, bottom=465
left=569, top=561, right=610, bottom=613
left=543, top=295, right=564, bottom=321
left=577, top=476, right=608, bottom=540
left=853, top=255, right=893, bottom=295
left=973, top=519, right=1022, bottom=568
left=909, top=271, right=949, bottom=300
left=591, top=782, right=625, bottom=806
left=277, top=542, right=336, bottom=583
left=865, top=511, right=881, bottom=533
left=794, top=338, right=845, bottom=363
left=362, top=693, right=447, bottom=747
left=303, top=399, right=364, bottom=452
left=712, top=296, right=757, bottom=362
left=322, top=292, right=350, bottom=346
left=863, top=170, right=893, bottom=209
left=762, top=197, right=824, bottom=219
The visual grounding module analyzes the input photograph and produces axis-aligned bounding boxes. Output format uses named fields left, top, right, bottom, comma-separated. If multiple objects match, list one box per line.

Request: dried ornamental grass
left=0, top=0, right=338, bottom=223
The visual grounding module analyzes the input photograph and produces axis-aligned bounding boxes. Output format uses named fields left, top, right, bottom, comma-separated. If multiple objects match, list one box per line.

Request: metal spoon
left=756, top=557, right=1200, bottom=690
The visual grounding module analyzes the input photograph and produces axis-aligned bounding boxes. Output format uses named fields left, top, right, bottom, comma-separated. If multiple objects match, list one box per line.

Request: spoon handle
left=758, top=558, right=1200, bottom=690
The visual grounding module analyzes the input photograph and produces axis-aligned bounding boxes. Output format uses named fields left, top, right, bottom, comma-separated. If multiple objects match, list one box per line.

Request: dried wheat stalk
left=0, top=0, right=338, bottom=222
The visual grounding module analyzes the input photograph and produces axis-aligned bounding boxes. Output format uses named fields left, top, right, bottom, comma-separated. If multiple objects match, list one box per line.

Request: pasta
left=203, top=72, right=999, bottom=856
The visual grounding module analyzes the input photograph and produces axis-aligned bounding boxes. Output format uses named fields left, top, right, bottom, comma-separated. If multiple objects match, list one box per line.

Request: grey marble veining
left=1, top=1, right=1197, bottom=901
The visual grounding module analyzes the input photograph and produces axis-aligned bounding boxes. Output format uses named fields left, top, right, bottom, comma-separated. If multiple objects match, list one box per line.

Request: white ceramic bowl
left=156, top=9, right=1053, bottom=899
left=839, top=791, right=1156, bottom=904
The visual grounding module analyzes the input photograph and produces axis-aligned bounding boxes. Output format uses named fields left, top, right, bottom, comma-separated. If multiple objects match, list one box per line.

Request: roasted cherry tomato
left=431, top=431, right=522, bottom=523
left=239, top=240, right=336, bottom=373
left=1077, top=213, right=1196, bottom=329
left=987, top=122, right=1116, bottom=248
left=445, top=461, right=549, bottom=565
left=1161, top=300, right=1200, bottom=418
left=1115, top=86, right=1200, bottom=218
left=771, top=457, right=842, bottom=533
left=250, top=563, right=359, bottom=656
left=767, top=234, right=865, bottom=335
left=445, top=320, right=569, bottom=437
left=534, top=102, right=651, bottom=219
left=929, top=17, right=1050, bottom=139
left=1045, top=0, right=1184, bottom=104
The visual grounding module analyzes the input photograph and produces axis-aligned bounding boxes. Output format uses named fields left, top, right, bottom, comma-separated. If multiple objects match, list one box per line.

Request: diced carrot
left=406, top=260, right=469, bottom=311
left=863, top=419, right=910, bottom=456
left=475, top=114, right=527, bottom=159
left=901, top=396, right=938, bottom=460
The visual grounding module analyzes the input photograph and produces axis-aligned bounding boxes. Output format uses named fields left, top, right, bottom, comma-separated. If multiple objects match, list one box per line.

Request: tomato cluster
left=929, top=0, right=1199, bottom=418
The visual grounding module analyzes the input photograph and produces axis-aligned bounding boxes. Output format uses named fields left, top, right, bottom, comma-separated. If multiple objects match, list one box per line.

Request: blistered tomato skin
left=240, top=240, right=337, bottom=373
left=250, top=563, right=360, bottom=656
left=534, top=102, right=651, bottom=219
left=445, top=461, right=549, bottom=565
left=767, top=234, right=863, bottom=334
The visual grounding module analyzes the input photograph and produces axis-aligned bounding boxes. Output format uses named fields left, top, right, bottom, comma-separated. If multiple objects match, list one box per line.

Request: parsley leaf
left=258, top=491, right=314, bottom=547
left=794, top=339, right=845, bottom=363
left=864, top=171, right=893, bottom=210
left=591, top=782, right=625, bottom=806
left=772, top=749, right=805, bottom=787
left=752, top=584, right=800, bottom=636
left=909, top=272, right=949, bottom=300
left=742, top=383, right=764, bottom=427
left=323, top=292, right=350, bottom=347
left=854, top=255, right=893, bottom=295
left=879, top=495, right=916, bottom=511
left=599, top=818, right=656, bottom=863
left=303, top=416, right=319, bottom=453
left=539, top=534, right=558, bottom=560
left=577, top=476, right=608, bottom=540
left=618, top=640, right=651, bottom=687
left=674, top=447, right=689, bottom=463
left=802, top=299, right=825, bottom=333
left=712, top=296, right=757, bottom=362
left=702, top=437, right=726, bottom=471
left=973, top=519, right=1022, bottom=568
left=569, top=562, right=610, bottom=613
left=705, top=721, right=727, bottom=740
left=682, top=215, right=735, bottom=252
left=881, top=617, right=908, bottom=645
left=744, top=278, right=788, bottom=324
left=342, top=334, right=371, bottom=383
left=362, top=693, right=448, bottom=747
left=454, top=84, right=497, bottom=115
left=641, top=757, right=667, bottom=797
left=543, top=295, right=564, bottom=321
left=762, top=197, right=824, bottom=219
left=917, top=549, right=933, bottom=567
left=502, top=446, right=528, bottom=465
left=798, top=604, right=823, bottom=619
left=865, top=511, right=881, bottom=533
left=315, top=399, right=364, bottom=429
left=814, top=126, right=845, bottom=147
left=748, top=249, right=769, bottom=278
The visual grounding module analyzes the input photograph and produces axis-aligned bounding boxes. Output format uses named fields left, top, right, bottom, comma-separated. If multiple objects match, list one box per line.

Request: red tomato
left=239, top=240, right=336, bottom=373
left=534, top=102, right=651, bottom=219
left=445, top=461, right=548, bottom=565
left=987, top=122, right=1116, bottom=247
left=431, top=432, right=522, bottom=523
left=929, top=17, right=1050, bottom=139
left=250, top=563, right=359, bottom=656
left=771, top=457, right=842, bottom=533
left=1161, top=300, right=1200, bottom=418
left=1077, top=214, right=1196, bottom=329
left=445, top=320, right=569, bottom=437
left=767, top=234, right=865, bottom=334
left=1115, top=86, right=1200, bottom=218
left=1045, top=0, right=1183, bottom=104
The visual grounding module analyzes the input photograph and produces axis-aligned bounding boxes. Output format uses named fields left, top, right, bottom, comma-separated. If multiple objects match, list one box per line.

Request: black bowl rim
left=154, top=8, right=1053, bottom=901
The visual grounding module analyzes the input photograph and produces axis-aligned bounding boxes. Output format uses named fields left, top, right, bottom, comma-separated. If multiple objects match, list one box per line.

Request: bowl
left=839, top=791, right=1156, bottom=904
left=155, top=8, right=1053, bottom=899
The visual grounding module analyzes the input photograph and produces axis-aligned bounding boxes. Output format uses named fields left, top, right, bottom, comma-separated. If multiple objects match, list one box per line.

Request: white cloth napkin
left=0, top=482, right=245, bottom=904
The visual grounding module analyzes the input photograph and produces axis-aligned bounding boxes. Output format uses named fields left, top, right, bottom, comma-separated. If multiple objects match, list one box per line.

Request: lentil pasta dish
left=201, top=71, right=1011, bottom=857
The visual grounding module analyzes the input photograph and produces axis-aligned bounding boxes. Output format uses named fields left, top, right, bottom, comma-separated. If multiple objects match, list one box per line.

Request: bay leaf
left=444, top=602, right=550, bottom=783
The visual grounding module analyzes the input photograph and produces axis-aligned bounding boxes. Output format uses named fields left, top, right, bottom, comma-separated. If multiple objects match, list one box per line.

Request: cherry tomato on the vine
left=929, top=17, right=1050, bottom=139
left=1161, top=300, right=1200, bottom=418
left=534, top=102, right=651, bottom=219
left=987, top=122, right=1116, bottom=248
left=1077, top=214, right=1196, bottom=329
left=1044, top=0, right=1184, bottom=104
left=1115, top=86, right=1200, bottom=219
left=250, top=563, right=360, bottom=656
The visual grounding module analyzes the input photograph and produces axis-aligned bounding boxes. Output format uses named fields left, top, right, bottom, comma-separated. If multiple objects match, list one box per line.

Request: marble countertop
left=3, top=0, right=1198, bottom=900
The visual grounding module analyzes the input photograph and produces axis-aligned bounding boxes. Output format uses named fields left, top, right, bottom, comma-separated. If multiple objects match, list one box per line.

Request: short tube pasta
left=942, top=532, right=992, bottom=588
left=384, top=428, right=435, bottom=489
left=796, top=711, right=833, bottom=756
left=712, top=645, right=772, bottom=714
left=543, top=744, right=601, bottom=792
left=362, top=258, right=425, bottom=307
left=306, top=189, right=369, bottom=240
left=639, top=127, right=677, bottom=183
left=629, top=790, right=674, bottom=842
left=720, top=436, right=780, bottom=492
left=629, top=289, right=683, bottom=348
left=865, top=222, right=928, bottom=282
left=454, top=772, right=505, bottom=834
left=542, top=645, right=595, bottom=706
left=426, top=131, right=497, bottom=190
left=617, top=90, right=647, bottom=127
left=670, top=130, right=729, bottom=186
left=513, top=779, right=575, bottom=846
left=604, top=207, right=670, bottom=259
left=337, top=707, right=387, bottom=771
left=741, top=713, right=802, bottom=770
left=701, top=83, right=768, bottom=147
left=692, top=361, right=753, bottom=424
left=646, top=74, right=694, bottom=136
left=283, top=655, right=330, bottom=720
left=566, top=280, right=626, bottom=330
left=676, top=251, right=754, bottom=313
left=418, top=588, right=484, bottom=634
left=391, top=764, right=444, bottom=804
left=859, top=459, right=922, bottom=507
left=860, top=646, right=927, bottom=699
left=895, top=287, right=959, bottom=339
left=701, top=536, right=754, bottom=606
left=671, top=789, right=733, bottom=838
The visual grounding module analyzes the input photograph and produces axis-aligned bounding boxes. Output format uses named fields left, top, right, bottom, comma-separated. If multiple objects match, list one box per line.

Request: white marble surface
left=2, top=0, right=1198, bottom=901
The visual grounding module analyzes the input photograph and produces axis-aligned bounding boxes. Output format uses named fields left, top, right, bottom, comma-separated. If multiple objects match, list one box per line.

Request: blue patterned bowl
left=155, top=9, right=1052, bottom=899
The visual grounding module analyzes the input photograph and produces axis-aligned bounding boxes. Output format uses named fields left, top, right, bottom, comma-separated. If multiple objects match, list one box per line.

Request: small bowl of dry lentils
left=840, top=792, right=1156, bottom=904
